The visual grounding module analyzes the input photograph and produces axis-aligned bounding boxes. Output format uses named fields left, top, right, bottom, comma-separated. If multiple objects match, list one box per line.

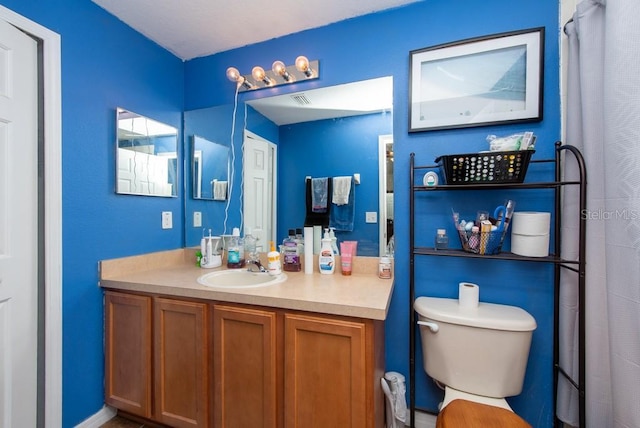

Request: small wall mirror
left=191, top=135, right=230, bottom=200
left=116, top=108, right=178, bottom=197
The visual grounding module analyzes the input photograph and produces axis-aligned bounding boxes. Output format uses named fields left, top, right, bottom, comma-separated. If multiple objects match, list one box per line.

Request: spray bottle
left=318, top=228, right=335, bottom=274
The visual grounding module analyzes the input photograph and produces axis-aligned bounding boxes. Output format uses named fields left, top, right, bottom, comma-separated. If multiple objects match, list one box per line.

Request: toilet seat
left=441, top=386, right=511, bottom=411
left=436, top=399, right=531, bottom=428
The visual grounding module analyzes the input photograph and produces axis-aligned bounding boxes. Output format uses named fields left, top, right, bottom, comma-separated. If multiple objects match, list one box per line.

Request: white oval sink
left=197, top=269, right=287, bottom=289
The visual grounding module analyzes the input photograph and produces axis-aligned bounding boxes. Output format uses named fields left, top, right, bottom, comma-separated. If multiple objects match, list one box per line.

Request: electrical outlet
left=193, top=211, right=202, bottom=228
left=365, top=211, right=377, bottom=223
left=162, top=211, right=173, bottom=229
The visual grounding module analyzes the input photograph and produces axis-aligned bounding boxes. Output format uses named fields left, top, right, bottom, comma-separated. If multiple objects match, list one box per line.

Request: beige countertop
left=99, top=248, right=394, bottom=320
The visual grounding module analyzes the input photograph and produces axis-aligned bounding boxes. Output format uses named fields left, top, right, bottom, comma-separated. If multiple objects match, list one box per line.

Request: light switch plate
left=365, top=211, right=377, bottom=223
left=193, top=211, right=202, bottom=228
left=162, top=211, right=173, bottom=229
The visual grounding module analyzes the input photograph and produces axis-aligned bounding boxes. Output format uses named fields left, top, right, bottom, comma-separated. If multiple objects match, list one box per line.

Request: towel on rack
left=212, top=180, right=227, bottom=201
left=305, top=177, right=332, bottom=227
left=311, top=177, right=329, bottom=213
left=332, top=176, right=352, bottom=206
left=330, top=179, right=355, bottom=231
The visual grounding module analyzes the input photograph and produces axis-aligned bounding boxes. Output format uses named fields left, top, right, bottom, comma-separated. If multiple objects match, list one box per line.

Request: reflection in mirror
left=116, top=108, right=178, bottom=197
left=191, top=135, right=230, bottom=201
left=183, top=77, right=393, bottom=255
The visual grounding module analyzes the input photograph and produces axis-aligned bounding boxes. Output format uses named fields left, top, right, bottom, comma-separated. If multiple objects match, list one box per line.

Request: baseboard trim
left=406, top=409, right=438, bottom=428
left=74, top=406, right=116, bottom=428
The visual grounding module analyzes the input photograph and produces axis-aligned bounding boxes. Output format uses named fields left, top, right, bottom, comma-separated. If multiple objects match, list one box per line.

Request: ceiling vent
left=290, top=94, right=311, bottom=106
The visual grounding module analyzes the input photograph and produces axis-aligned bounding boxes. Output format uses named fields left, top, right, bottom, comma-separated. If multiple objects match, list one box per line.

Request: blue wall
left=1, top=0, right=560, bottom=426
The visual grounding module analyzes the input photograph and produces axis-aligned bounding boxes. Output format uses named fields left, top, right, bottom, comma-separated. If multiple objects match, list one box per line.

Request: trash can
left=381, top=371, right=407, bottom=428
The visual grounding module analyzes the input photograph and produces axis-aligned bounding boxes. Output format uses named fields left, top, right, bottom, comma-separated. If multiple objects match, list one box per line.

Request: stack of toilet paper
left=510, top=212, right=550, bottom=257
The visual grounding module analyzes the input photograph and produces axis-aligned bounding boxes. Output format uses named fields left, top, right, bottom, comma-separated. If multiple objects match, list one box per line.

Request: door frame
left=378, top=134, right=392, bottom=257
left=0, top=6, right=62, bottom=427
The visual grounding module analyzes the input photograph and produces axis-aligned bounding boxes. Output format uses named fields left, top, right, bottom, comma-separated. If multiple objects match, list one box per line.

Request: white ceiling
left=91, top=0, right=420, bottom=61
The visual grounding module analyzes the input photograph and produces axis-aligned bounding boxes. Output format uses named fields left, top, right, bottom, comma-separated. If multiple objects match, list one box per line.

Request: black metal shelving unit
left=408, top=142, right=586, bottom=428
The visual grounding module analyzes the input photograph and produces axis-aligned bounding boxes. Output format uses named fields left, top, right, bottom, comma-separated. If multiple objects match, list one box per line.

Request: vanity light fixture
left=226, top=56, right=320, bottom=92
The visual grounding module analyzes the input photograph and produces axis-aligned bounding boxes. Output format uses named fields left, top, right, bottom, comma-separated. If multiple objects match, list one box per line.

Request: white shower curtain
left=560, top=0, right=640, bottom=427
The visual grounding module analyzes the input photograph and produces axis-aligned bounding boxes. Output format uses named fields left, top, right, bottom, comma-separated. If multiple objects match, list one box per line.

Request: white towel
left=212, top=180, right=227, bottom=201
left=332, top=176, right=352, bottom=206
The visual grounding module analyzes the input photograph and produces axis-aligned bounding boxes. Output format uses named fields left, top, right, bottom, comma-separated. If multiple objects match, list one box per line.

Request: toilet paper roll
left=511, top=233, right=550, bottom=257
left=313, top=226, right=322, bottom=255
left=304, top=227, right=314, bottom=274
left=511, top=212, right=551, bottom=236
left=458, top=282, right=480, bottom=309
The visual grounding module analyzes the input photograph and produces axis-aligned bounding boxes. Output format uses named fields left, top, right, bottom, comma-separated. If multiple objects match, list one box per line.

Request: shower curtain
left=560, top=0, right=640, bottom=427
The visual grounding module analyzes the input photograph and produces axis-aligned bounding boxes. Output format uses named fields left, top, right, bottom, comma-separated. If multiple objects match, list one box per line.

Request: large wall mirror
left=116, top=108, right=178, bottom=197
left=183, top=76, right=393, bottom=256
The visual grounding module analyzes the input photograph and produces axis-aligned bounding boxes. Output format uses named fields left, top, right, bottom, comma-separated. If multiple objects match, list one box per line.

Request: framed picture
left=409, top=27, right=544, bottom=132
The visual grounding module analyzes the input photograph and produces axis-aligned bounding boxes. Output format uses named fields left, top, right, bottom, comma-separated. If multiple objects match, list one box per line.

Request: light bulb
left=295, top=56, right=314, bottom=78
left=272, top=60, right=292, bottom=82
left=252, top=66, right=266, bottom=81
left=252, top=66, right=273, bottom=86
left=226, top=66, right=241, bottom=82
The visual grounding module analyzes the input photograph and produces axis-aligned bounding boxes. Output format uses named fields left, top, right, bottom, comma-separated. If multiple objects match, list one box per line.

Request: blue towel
left=330, top=180, right=355, bottom=231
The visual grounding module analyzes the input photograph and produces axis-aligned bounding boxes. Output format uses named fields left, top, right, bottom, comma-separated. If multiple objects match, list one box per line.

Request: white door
left=243, top=131, right=277, bottom=252
left=0, top=18, right=39, bottom=428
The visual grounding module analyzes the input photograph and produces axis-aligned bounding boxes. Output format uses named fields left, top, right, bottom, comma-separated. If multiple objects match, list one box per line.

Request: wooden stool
left=436, top=399, right=531, bottom=428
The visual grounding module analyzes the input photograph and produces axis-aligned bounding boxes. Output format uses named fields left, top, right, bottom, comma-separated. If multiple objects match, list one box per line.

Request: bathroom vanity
left=100, top=249, right=393, bottom=428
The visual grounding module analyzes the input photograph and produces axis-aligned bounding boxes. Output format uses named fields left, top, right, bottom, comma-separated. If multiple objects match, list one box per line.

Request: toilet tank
left=414, top=296, right=536, bottom=398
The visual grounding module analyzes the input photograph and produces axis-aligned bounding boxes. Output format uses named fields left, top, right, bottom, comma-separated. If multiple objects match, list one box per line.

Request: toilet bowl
left=414, top=296, right=536, bottom=425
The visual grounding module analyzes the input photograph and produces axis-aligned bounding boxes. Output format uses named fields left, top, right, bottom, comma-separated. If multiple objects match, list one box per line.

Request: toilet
left=413, top=296, right=537, bottom=427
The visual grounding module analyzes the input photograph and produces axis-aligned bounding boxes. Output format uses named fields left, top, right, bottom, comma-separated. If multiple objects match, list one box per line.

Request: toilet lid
left=414, top=297, right=537, bottom=331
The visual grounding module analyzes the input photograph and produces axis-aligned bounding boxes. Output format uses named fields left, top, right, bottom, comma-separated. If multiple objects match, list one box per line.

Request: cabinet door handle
left=417, top=320, right=439, bottom=333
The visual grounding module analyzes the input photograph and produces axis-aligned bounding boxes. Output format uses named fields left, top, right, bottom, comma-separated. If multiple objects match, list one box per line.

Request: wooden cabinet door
left=213, top=304, right=278, bottom=428
left=104, top=291, right=152, bottom=418
left=154, top=297, right=209, bottom=428
left=284, top=313, right=367, bottom=428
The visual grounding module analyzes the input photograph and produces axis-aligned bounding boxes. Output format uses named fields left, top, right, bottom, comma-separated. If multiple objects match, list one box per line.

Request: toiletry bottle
left=227, top=227, right=243, bottom=268
left=282, top=229, right=301, bottom=272
left=295, top=228, right=304, bottom=254
left=318, top=228, right=335, bottom=274
left=199, top=230, right=207, bottom=267
left=469, top=226, right=480, bottom=251
left=435, top=229, right=448, bottom=250
left=244, top=227, right=258, bottom=263
left=329, top=227, right=340, bottom=255
left=378, top=256, right=392, bottom=279
left=267, top=241, right=282, bottom=275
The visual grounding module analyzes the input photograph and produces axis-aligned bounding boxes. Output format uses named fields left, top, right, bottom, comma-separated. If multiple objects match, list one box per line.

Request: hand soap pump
left=318, top=228, right=335, bottom=274
left=201, top=229, right=222, bottom=269
left=329, top=227, right=340, bottom=255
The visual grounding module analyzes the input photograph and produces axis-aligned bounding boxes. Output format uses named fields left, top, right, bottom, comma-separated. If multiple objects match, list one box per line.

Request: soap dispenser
left=318, top=228, right=335, bottom=274
left=329, top=227, right=340, bottom=255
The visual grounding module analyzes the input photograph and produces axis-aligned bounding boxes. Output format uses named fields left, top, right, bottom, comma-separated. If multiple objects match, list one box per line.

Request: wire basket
left=457, top=228, right=505, bottom=255
left=436, top=150, right=535, bottom=184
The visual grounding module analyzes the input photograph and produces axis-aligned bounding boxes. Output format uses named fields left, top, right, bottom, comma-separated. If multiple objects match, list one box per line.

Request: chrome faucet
left=246, top=259, right=267, bottom=273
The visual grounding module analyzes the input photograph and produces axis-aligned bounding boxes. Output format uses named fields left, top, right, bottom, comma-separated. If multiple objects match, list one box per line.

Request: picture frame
left=409, top=27, right=544, bottom=132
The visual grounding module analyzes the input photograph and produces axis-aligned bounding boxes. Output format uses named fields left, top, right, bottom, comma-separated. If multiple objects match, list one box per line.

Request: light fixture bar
left=227, top=59, right=320, bottom=92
